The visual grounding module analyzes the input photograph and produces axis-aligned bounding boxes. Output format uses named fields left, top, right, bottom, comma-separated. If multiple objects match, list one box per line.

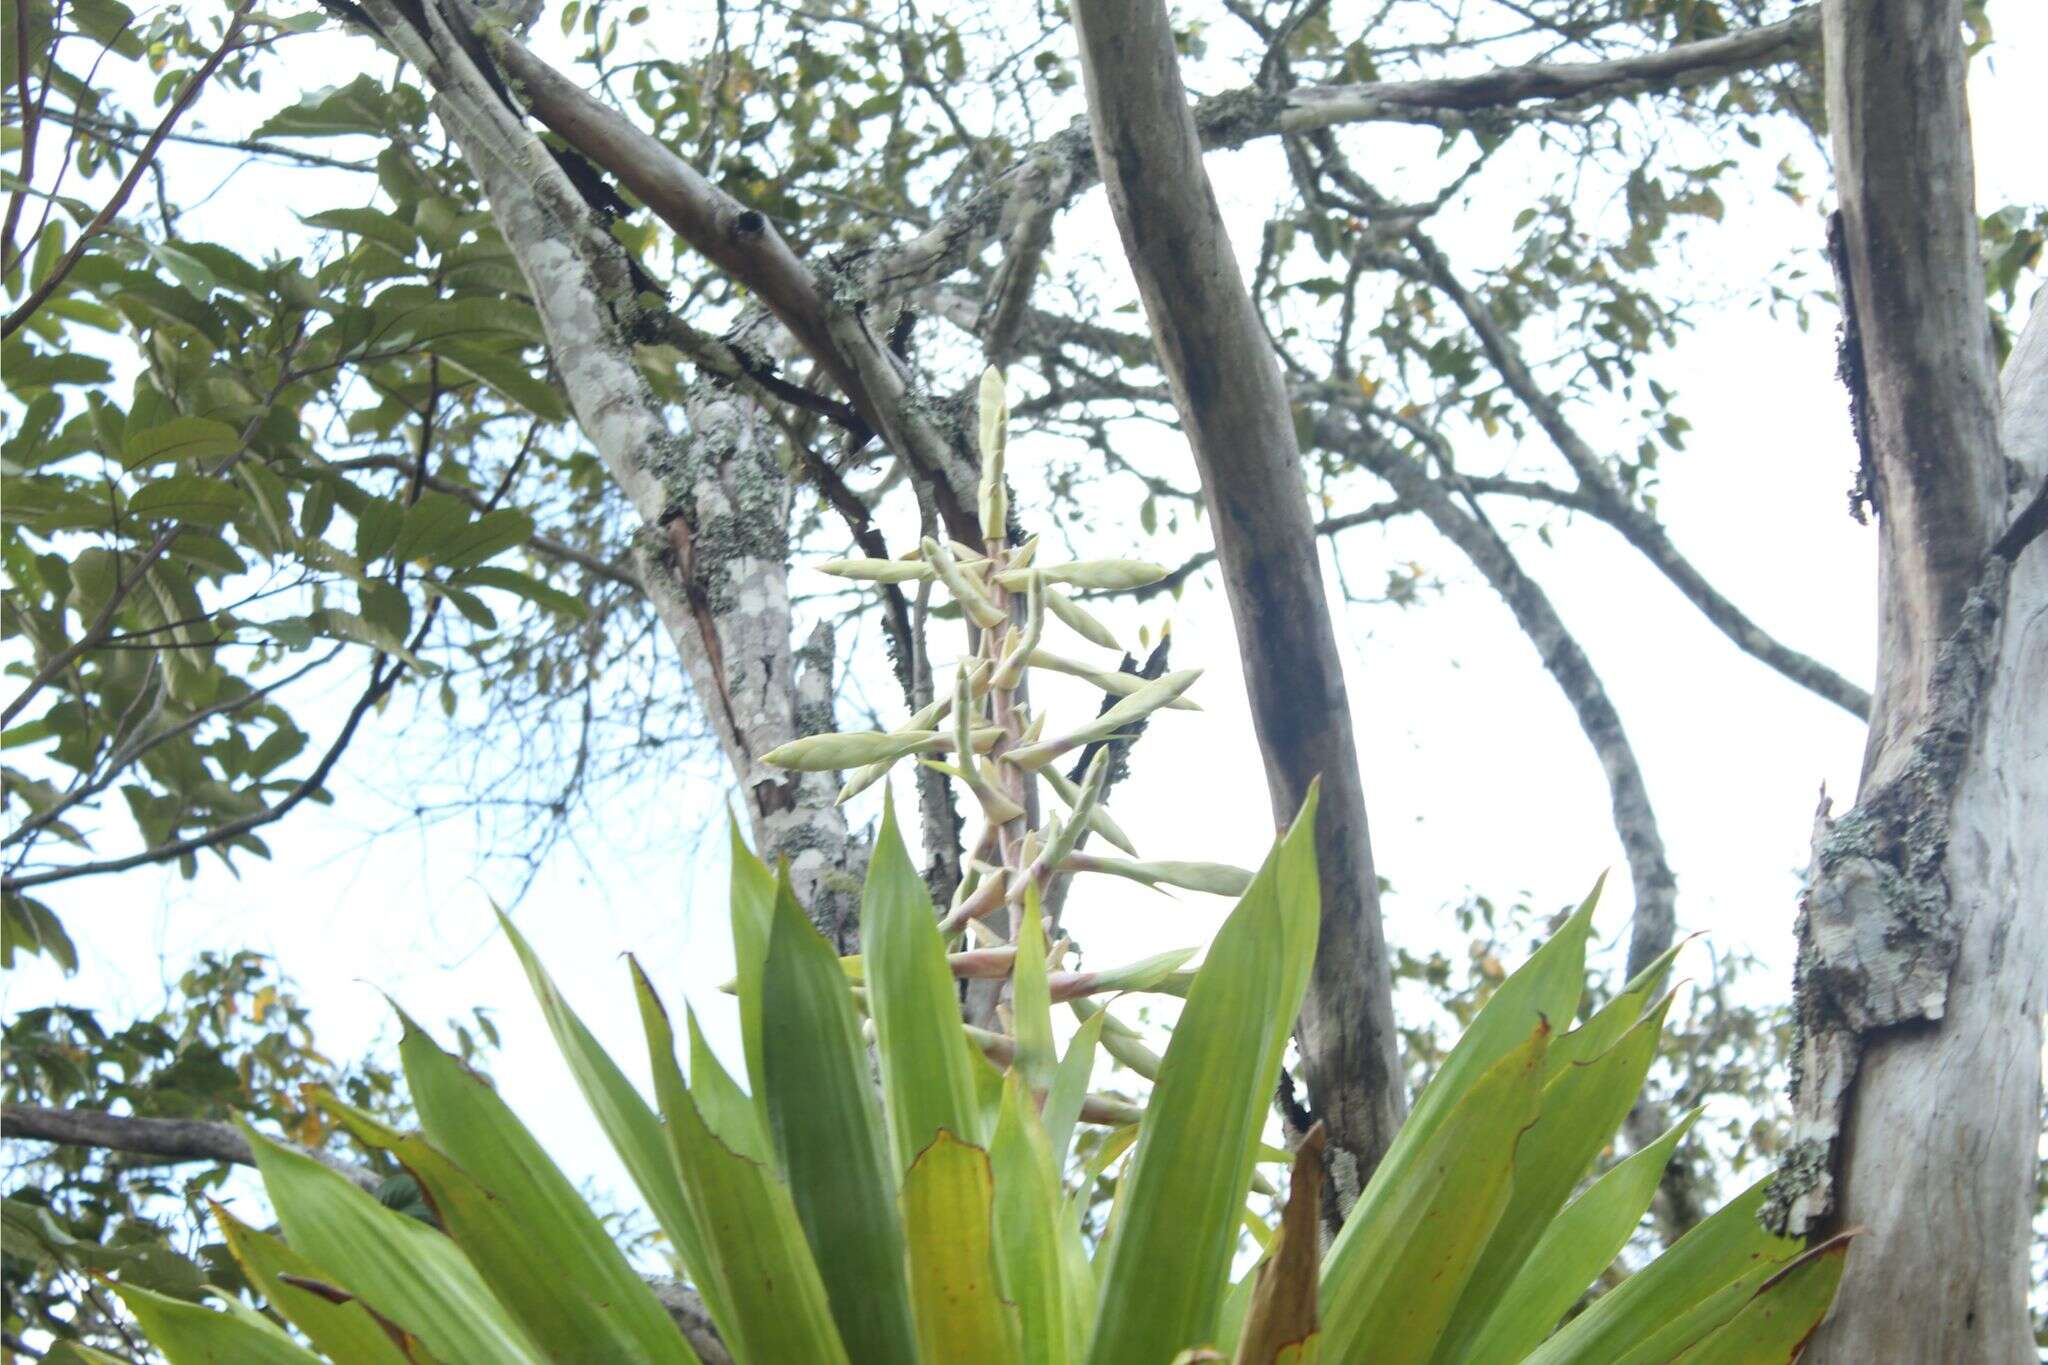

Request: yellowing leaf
left=903, top=1129, right=1023, bottom=1365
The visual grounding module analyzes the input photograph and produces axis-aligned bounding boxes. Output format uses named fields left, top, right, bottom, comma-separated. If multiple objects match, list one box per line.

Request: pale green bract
left=120, top=805, right=1845, bottom=1365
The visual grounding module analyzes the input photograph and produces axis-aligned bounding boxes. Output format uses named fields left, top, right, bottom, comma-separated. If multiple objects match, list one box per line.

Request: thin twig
left=13, top=102, right=380, bottom=172
left=1, top=0, right=257, bottom=339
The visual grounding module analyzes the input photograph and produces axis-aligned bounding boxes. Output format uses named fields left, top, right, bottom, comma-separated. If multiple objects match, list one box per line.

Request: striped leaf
left=212, top=1202, right=417, bottom=1365
left=862, top=790, right=989, bottom=1173
left=630, top=962, right=851, bottom=1365
left=317, top=1088, right=694, bottom=1365
left=1457, top=1108, right=1704, bottom=1362
left=111, top=1281, right=322, bottom=1365
left=1316, top=1024, right=1550, bottom=1364
left=496, top=912, right=716, bottom=1328
left=391, top=1017, right=694, bottom=1363
left=1430, top=993, right=1678, bottom=1363
left=1522, top=1179, right=1803, bottom=1365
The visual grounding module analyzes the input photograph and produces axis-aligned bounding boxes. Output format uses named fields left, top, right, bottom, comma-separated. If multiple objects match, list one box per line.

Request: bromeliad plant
left=109, top=375, right=1848, bottom=1365
left=103, top=834, right=1850, bottom=1365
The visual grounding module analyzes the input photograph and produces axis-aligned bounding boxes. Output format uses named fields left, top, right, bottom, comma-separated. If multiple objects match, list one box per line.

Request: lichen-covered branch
left=1771, top=0, right=2042, bottom=1353
left=353, top=0, right=863, bottom=936
left=492, top=35, right=982, bottom=543
left=1320, top=406, right=1705, bottom=1267
left=1271, top=10, right=1816, bottom=135
left=872, top=11, right=1818, bottom=301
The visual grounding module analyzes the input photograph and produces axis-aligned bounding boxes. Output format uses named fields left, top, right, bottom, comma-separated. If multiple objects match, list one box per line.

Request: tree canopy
left=8, top=0, right=1945, bottom=927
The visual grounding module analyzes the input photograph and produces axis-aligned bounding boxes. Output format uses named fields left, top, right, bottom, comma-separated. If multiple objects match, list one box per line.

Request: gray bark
left=1272, top=11, right=1817, bottom=133
left=2, top=1102, right=379, bottom=1192
left=493, top=37, right=983, bottom=543
left=1319, top=418, right=1679, bottom=980
left=648, top=1281, right=736, bottom=1365
left=1789, top=293, right=2046, bottom=1364
left=1770, top=0, right=2046, bottom=1356
left=355, top=0, right=865, bottom=939
left=1070, top=0, right=1406, bottom=1212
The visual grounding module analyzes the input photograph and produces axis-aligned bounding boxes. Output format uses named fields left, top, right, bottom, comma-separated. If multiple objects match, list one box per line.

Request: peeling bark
left=1770, top=0, right=2044, bottom=1354
left=1778, top=295, right=2045, bottom=1361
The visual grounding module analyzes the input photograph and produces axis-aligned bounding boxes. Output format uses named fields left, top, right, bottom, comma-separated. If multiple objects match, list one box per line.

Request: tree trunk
left=1795, top=286, right=2047, bottom=1365
left=353, top=0, right=867, bottom=942
left=1069, top=0, right=1406, bottom=1212
left=1771, top=0, right=2047, bottom=1356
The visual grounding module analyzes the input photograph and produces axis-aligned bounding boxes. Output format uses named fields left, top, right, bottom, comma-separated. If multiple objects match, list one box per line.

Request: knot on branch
left=1194, top=87, right=1289, bottom=149
left=1798, top=807, right=1957, bottom=1029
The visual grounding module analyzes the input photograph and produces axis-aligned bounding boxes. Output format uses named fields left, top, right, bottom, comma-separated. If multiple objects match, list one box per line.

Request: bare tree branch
left=977, top=156, right=1070, bottom=366
left=1272, top=10, right=1817, bottom=135
left=0, top=0, right=49, bottom=273
left=873, top=11, right=1818, bottom=301
left=1072, top=0, right=1406, bottom=1216
left=1378, top=234, right=1873, bottom=718
left=1318, top=414, right=1679, bottom=976
left=2, top=1103, right=379, bottom=1192
left=1121, top=497, right=1415, bottom=602
left=646, top=1282, right=735, bottom=1365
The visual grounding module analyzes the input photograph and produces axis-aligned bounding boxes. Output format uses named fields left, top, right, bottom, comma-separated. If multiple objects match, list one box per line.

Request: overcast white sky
left=5, top=2, right=2042, bottom=1222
